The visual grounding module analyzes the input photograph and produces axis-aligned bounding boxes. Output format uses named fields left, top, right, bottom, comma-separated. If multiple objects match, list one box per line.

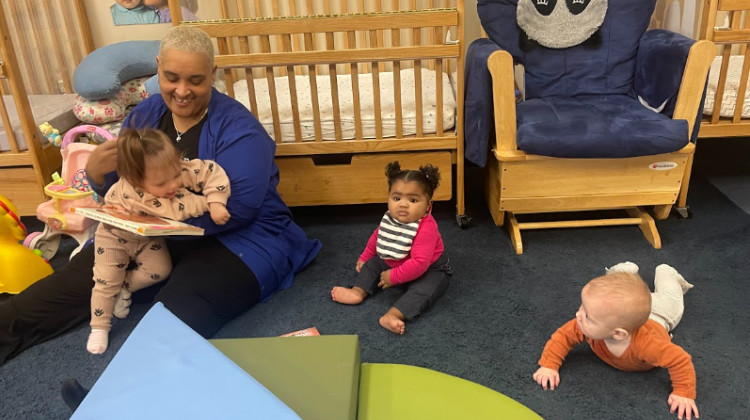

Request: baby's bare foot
left=379, top=313, right=405, bottom=335
left=331, top=286, right=365, bottom=305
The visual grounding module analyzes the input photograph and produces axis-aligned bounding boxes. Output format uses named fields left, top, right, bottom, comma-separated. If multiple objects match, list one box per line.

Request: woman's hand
left=86, top=141, right=118, bottom=185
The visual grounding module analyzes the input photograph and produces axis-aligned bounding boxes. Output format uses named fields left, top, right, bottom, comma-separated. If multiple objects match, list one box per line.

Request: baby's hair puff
left=385, top=161, right=441, bottom=199
left=117, top=128, right=182, bottom=189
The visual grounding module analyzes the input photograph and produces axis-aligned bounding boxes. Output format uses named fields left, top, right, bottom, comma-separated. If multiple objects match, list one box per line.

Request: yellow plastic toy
left=39, top=121, right=62, bottom=147
left=0, top=194, right=53, bottom=294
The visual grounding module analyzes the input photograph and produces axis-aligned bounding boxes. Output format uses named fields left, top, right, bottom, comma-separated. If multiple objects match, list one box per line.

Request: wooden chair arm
left=487, top=49, right=519, bottom=154
left=672, top=39, right=716, bottom=135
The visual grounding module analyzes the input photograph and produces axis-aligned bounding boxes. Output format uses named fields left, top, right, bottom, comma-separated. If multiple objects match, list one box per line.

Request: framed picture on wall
left=110, top=0, right=200, bottom=26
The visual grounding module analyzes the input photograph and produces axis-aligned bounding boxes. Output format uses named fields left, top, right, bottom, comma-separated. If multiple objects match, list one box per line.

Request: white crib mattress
left=704, top=55, right=750, bottom=118
left=0, top=94, right=79, bottom=152
left=233, top=68, right=456, bottom=142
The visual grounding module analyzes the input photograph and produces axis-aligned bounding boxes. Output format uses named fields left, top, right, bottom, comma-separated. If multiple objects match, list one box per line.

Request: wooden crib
left=698, top=0, right=750, bottom=138
left=170, top=0, right=467, bottom=224
left=0, top=0, right=93, bottom=216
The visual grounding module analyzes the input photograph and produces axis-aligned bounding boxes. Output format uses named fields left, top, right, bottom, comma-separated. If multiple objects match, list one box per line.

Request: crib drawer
left=0, top=167, right=47, bottom=216
left=276, top=152, right=452, bottom=206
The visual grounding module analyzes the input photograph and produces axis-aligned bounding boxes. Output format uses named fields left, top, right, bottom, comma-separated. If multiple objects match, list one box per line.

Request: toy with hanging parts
left=24, top=125, right=116, bottom=260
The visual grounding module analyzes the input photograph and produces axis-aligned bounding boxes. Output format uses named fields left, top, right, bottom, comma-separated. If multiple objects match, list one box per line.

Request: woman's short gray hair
left=159, top=26, right=215, bottom=67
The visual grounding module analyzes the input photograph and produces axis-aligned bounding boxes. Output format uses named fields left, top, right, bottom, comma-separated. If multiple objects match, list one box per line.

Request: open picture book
left=73, top=206, right=204, bottom=237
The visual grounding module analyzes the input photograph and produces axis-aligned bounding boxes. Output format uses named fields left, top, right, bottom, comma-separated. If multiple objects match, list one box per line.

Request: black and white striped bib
left=376, top=212, right=421, bottom=261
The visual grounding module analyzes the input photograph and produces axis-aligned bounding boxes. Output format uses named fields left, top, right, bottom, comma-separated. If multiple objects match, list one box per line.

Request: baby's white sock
left=87, top=329, right=109, bottom=354
left=605, top=261, right=640, bottom=274
left=113, top=288, right=132, bottom=319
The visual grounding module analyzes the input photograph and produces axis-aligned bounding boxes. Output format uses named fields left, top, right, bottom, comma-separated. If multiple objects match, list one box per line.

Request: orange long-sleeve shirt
left=538, top=318, right=696, bottom=399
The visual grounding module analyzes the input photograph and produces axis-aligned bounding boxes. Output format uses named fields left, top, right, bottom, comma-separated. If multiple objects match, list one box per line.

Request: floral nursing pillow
left=73, top=77, right=150, bottom=124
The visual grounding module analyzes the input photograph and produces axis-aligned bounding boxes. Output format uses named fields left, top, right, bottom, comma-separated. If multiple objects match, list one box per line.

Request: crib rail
left=698, top=0, right=750, bottom=137
left=183, top=6, right=462, bottom=156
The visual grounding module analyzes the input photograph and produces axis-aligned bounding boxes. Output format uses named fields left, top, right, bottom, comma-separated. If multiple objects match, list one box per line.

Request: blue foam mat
left=72, top=303, right=300, bottom=419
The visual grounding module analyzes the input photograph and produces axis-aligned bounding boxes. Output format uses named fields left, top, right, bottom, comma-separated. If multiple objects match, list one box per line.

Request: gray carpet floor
left=1, top=138, right=748, bottom=419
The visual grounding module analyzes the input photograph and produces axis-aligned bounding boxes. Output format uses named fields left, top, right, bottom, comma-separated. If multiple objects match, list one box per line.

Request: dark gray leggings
left=354, top=254, right=452, bottom=320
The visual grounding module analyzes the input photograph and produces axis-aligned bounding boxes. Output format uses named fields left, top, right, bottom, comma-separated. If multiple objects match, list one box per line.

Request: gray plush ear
left=517, top=0, right=608, bottom=49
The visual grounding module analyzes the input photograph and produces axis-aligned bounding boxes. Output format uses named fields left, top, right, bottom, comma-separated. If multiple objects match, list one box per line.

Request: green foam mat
left=358, top=363, right=543, bottom=420
left=210, top=335, right=360, bottom=420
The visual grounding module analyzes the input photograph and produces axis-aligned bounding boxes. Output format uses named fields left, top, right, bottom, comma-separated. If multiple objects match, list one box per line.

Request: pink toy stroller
left=24, top=125, right=115, bottom=260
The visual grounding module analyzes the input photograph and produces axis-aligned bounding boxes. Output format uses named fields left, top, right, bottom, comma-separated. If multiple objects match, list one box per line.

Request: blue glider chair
left=466, top=0, right=714, bottom=254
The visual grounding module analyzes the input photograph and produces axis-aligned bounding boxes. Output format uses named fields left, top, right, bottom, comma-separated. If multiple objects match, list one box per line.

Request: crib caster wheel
left=673, top=206, right=692, bottom=219
left=456, top=214, right=471, bottom=228
left=25, top=232, right=61, bottom=260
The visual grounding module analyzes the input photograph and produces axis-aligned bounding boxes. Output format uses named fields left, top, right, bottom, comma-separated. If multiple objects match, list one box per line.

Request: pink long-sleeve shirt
left=359, top=213, right=444, bottom=285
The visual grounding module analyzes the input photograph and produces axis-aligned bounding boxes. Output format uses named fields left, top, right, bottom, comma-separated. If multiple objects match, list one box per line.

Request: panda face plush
left=517, top=0, right=608, bottom=49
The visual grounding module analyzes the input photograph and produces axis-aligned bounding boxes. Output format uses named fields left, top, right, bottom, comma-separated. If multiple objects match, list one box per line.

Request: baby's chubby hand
left=356, top=260, right=365, bottom=273
left=378, top=270, right=392, bottom=289
left=209, top=202, right=231, bottom=225
left=532, top=366, right=560, bottom=390
left=668, top=393, right=699, bottom=419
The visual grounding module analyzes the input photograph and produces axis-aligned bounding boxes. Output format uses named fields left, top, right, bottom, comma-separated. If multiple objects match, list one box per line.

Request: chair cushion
left=516, top=95, right=689, bottom=158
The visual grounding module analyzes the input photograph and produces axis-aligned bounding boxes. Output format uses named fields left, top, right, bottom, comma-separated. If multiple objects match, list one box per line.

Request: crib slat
left=393, top=60, right=403, bottom=138
left=71, top=0, right=93, bottom=56
left=373, top=2, right=386, bottom=72
left=414, top=60, right=424, bottom=138
left=26, top=0, right=56, bottom=93
left=286, top=1, right=304, bottom=76
left=712, top=47, right=733, bottom=124
left=43, top=0, right=70, bottom=93
left=244, top=70, right=260, bottom=118
left=259, top=35, right=283, bottom=143
left=392, top=24, right=403, bottom=138
left=60, top=0, right=83, bottom=65
left=435, top=58, right=444, bottom=136
left=368, top=28, right=384, bottom=139
left=348, top=31, right=364, bottom=140
left=236, top=0, right=246, bottom=18
left=217, top=0, right=229, bottom=18
left=326, top=32, right=343, bottom=142
left=303, top=32, right=323, bottom=142
left=372, top=64, right=383, bottom=140
left=238, top=36, right=260, bottom=118
left=7, top=1, right=37, bottom=95
left=287, top=68, right=302, bottom=142
left=216, top=37, right=236, bottom=98
left=412, top=26, right=424, bottom=137
left=282, top=35, right=303, bottom=142
left=733, top=49, right=750, bottom=123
